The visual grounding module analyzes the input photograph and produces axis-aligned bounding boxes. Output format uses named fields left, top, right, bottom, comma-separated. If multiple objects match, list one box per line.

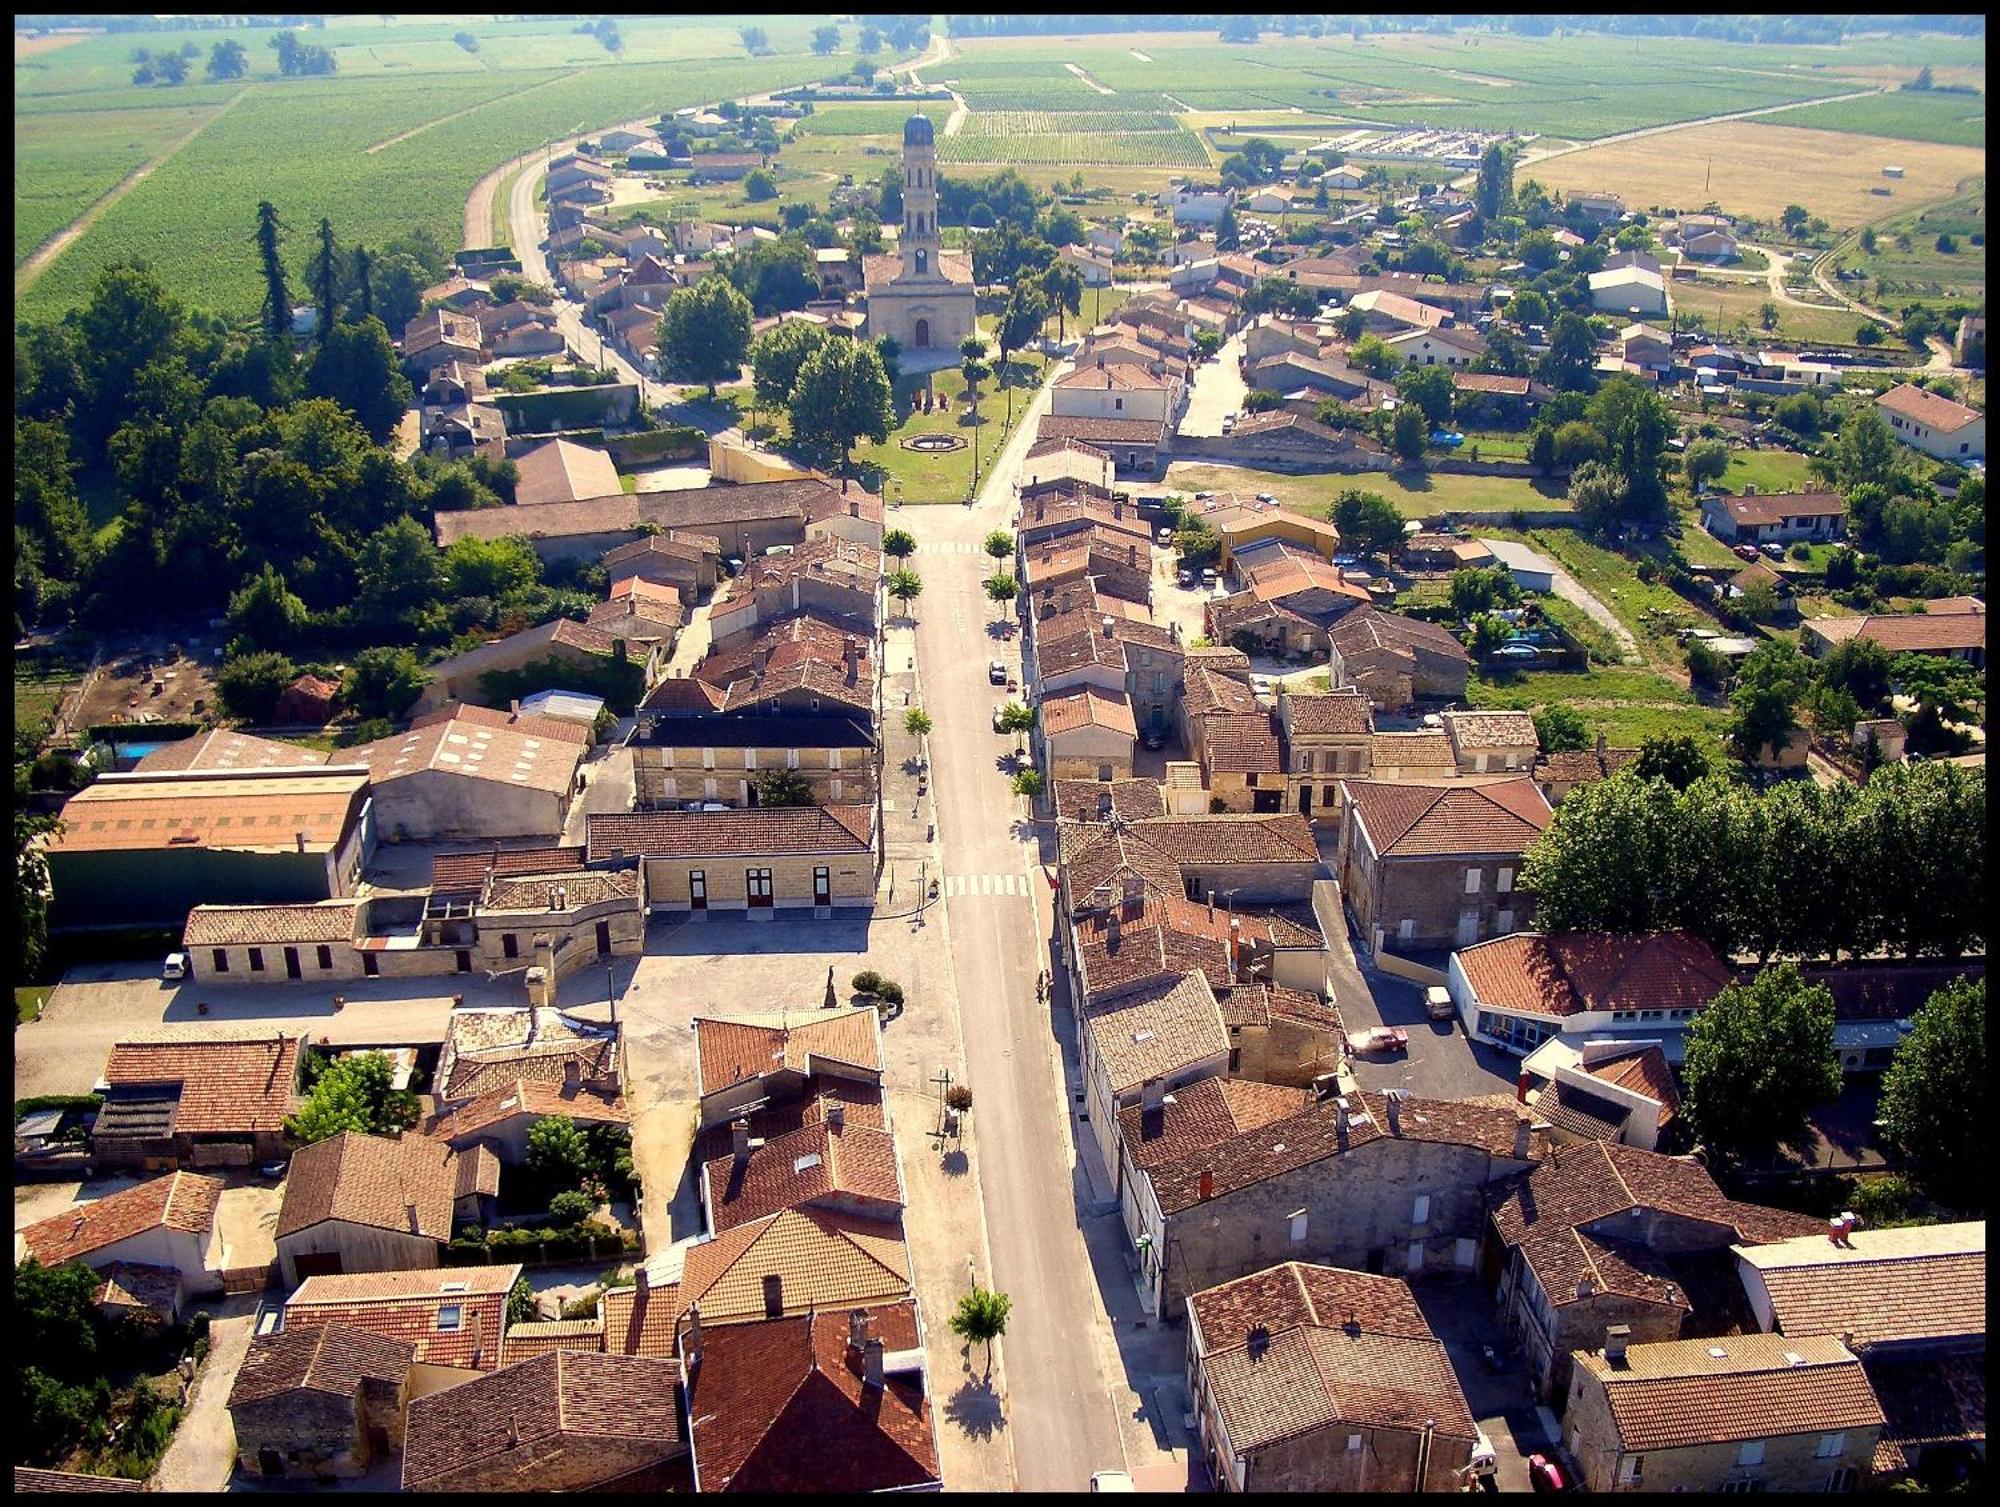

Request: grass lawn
left=16, top=986, right=54, bottom=1025
left=1161, top=463, right=1570, bottom=519
left=1674, top=275, right=1864, bottom=347
left=14, top=668, right=78, bottom=741
left=1482, top=525, right=1729, bottom=668
left=1720, top=448, right=1818, bottom=495
left=1670, top=501, right=1749, bottom=569
left=1469, top=665, right=1729, bottom=751
left=1456, top=432, right=1532, bottom=461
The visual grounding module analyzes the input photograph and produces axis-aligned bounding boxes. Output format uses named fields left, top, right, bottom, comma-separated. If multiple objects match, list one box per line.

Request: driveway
left=1534, top=559, right=1641, bottom=664
left=152, top=1296, right=261, bottom=1493
left=1178, top=329, right=1248, bottom=437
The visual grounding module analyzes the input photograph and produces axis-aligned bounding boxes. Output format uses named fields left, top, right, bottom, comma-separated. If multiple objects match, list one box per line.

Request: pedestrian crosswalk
left=909, top=541, right=991, bottom=556
left=942, top=872, right=1034, bottom=898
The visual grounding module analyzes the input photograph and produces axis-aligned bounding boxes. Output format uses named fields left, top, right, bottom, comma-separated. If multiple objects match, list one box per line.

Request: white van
left=1426, top=985, right=1456, bottom=1021
left=163, top=952, right=189, bottom=981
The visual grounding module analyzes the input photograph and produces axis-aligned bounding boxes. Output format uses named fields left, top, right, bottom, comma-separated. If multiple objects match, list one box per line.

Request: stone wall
left=231, top=1388, right=371, bottom=1480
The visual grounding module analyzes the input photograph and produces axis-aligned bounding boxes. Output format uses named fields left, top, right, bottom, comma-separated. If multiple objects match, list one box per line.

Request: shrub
left=877, top=981, right=905, bottom=1007
left=548, top=1189, right=595, bottom=1224
left=851, top=969, right=884, bottom=995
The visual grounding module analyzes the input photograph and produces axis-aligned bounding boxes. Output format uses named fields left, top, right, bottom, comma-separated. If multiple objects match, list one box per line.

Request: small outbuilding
left=228, top=1323, right=416, bottom=1481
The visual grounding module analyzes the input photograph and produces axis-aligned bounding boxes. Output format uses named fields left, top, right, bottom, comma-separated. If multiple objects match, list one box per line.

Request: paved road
left=897, top=364, right=1135, bottom=1491
left=1179, top=327, right=1250, bottom=436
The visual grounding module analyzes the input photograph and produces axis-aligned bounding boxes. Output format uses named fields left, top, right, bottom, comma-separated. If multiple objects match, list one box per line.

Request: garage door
left=292, top=1251, right=343, bottom=1279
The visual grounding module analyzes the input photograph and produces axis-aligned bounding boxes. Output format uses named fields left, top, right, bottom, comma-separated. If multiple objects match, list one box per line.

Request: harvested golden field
left=15, top=31, right=94, bottom=58
left=1527, top=120, right=1984, bottom=226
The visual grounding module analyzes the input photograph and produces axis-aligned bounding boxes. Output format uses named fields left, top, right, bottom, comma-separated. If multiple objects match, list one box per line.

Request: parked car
left=1733, top=543, right=1762, bottom=561
left=1140, top=729, right=1165, bottom=751
left=989, top=659, right=1009, bottom=684
left=1347, top=1025, right=1409, bottom=1055
left=1156, top=526, right=1175, bottom=546
left=1425, top=985, right=1456, bottom=1020
left=1089, top=1472, right=1136, bottom=1493
left=162, top=952, right=189, bottom=982
left=1201, top=567, right=1218, bottom=587
left=1177, top=567, right=1196, bottom=587
left=1760, top=542, right=1786, bottom=559
left=1490, top=645, right=1539, bottom=663
left=1220, top=414, right=1236, bottom=434
left=1254, top=492, right=1276, bottom=504
left=1527, top=1455, right=1571, bottom=1494
left=1430, top=429, right=1465, bottom=448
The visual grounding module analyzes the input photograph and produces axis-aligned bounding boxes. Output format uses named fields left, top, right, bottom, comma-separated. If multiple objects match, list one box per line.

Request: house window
left=1737, top=1441, right=1765, bottom=1467
left=316, top=945, right=334, bottom=970
left=455, top=950, right=472, bottom=973
left=1288, top=1210, right=1308, bottom=1243
left=915, top=249, right=928, bottom=274
left=363, top=953, right=380, bottom=977
left=436, top=1305, right=464, bottom=1332
left=1496, top=909, right=1515, bottom=934
left=1497, top=868, right=1514, bottom=894
left=1816, top=1434, right=1846, bottom=1460
left=1620, top=1456, right=1643, bottom=1485
left=702, top=748, right=715, bottom=769
left=829, top=748, right=842, bottom=770
left=1228, top=1047, right=1241, bottom=1072
left=1464, top=868, right=1481, bottom=895
left=1114, top=397, right=1124, bottom=411
left=1347, top=1433, right=1363, bottom=1453
left=502, top=933, right=519, bottom=960
left=212, top=949, right=229, bottom=974
left=1298, top=751, right=1316, bottom=773
left=744, top=747, right=757, bottom=769
left=248, top=948, right=265, bottom=973
left=1411, top=1194, right=1430, bottom=1226
left=1398, top=918, right=1414, bottom=942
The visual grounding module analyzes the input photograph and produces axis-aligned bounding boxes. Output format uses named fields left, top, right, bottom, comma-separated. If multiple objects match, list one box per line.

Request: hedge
left=88, top=721, right=201, bottom=744
left=444, top=1222, right=639, bottom=1266
left=491, top=384, right=639, bottom=431
left=606, top=424, right=707, bottom=467
left=15, top=1093, right=104, bottom=1121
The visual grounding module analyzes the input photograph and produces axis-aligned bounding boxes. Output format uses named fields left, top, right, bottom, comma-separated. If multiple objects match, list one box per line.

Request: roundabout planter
left=901, top=432, right=966, bottom=453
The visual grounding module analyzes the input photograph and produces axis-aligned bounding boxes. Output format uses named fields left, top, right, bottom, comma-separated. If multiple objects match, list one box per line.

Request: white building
left=1168, top=185, right=1235, bottom=226
left=1874, top=383, right=1986, bottom=463
left=1587, top=263, right=1668, bottom=317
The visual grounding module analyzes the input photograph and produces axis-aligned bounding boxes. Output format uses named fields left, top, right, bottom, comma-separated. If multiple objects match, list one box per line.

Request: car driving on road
left=989, top=659, right=1008, bottom=684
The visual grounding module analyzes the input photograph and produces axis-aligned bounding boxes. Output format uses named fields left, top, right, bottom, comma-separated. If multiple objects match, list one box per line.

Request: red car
left=1733, top=543, right=1762, bottom=561
left=1527, top=1455, right=1571, bottom=1493
left=1346, top=1025, right=1409, bottom=1055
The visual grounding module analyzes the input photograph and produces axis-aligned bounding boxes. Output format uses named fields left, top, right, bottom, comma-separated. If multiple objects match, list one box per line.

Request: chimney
left=684, top=1303, right=703, bottom=1363
left=406, top=1201, right=421, bottom=1234
left=826, top=1101, right=845, bottom=1130
left=762, top=1272, right=784, bottom=1318
left=636, top=1262, right=650, bottom=1298
left=862, top=1336, right=886, bottom=1388
left=1577, top=1274, right=1596, bottom=1300
left=1838, top=1330, right=1855, bottom=1354
left=844, top=636, right=860, bottom=684
left=1513, top=1114, right=1532, bottom=1161
left=1106, top=908, right=1122, bottom=948
left=565, top=1057, right=580, bottom=1088
left=506, top=1411, right=520, bottom=1450
left=1198, top=1168, right=1215, bottom=1201
left=296, top=831, right=309, bottom=854
left=1604, top=1324, right=1631, bottom=1365
left=1334, top=1095, right=1351, bottom=1136
left=849, top=1307, right=872, bottom=1350
left=1207, top=896, right=1216, bottom=924
left=1384, top=1088, right=1407, bottom=1136
left=1142, top=1077, right=1166, bottom=1112
left=755, top=645, right=771, bottom=675
left=1516, top=1069, right=1532, bottom=1105
left=731, top=1118, right=752, bottom=1162
left=1742, top=482, right=1757, bottom=495
left=1102, top=615, right=1115, bottom=640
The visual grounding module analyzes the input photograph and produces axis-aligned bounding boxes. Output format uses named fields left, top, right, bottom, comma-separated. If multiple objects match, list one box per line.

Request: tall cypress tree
left=255, top=200, right=291, bottom=340
left=308, top=217, right=340, bottom=343
left=349, top=244, right=374, bottom=321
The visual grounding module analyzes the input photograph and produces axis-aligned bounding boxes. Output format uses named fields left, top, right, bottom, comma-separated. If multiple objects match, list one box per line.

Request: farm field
left=1827, top=182, right=1987, bottom=314
left=1673, top=275, right=1866, bottom=347
left=788, top=102, right=935, bottom=137
left=1163, top=463, right=1572, bottom=520
left=1523, top=121, right=1986, bottom=226
left=939, top=111, right=1210, bottom=169
left=1774, top=88, right=1986, bottom=148
left=13, top=101, right=217, bottom=266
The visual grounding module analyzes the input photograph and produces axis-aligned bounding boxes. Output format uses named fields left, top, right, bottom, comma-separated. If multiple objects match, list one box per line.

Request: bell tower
left=900, top=112, right=939, bottom=281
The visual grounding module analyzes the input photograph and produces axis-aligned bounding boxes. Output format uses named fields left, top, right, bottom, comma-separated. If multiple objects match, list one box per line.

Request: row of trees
left=1521, top=760, right=1985, bottom=963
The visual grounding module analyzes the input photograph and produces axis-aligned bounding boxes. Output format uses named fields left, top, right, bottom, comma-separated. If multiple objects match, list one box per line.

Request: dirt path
left=896, top=31, right=953, bottom=78
left=16, top=87, right=249, bottom=297
left=152, top=1301, right=259, bottom=1493
left=1064, top=62, right=1115, bottom=96
left=941, top=90, right=970, bottom=137
left=1544, top=564, right=1643, bottom=664
left=367, top=68, right=580, bottom=154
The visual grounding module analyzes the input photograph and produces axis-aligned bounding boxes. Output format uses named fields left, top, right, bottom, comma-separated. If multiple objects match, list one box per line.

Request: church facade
left=862, top=112, right=977, bottom=367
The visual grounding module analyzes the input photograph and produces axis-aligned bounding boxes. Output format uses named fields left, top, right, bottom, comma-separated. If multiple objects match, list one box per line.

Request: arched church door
left=914, top=318, right=931, bottom=349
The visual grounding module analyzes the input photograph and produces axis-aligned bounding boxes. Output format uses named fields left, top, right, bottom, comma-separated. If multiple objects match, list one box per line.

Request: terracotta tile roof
left=230, top=1323, right=416, bottom=1407
left=1117, top=1075, right=1311, bottom=1172
left=1340, top=777, right=1550, bottom=858
left=439, top=1007, right=620, bottom=1101
left=1039, top=625, right=1128, bottom=677
left=1536, top=1080, right=1631, bottom=1141
left=1866, top=1351, right=1985, bottom=1468
left=1458, top=931, right=1734, bottom=1020
left=1053, top=777, right=1168, bottom=822
left=512, top=438, right=623, bottom=508
left=1132, top=812, right=1319, bottom=865
left=1813, top=608, right=1987, bottom=656
left=49, top=770, right=370, bottom=855
left=1285, top=691, right=1375, bottom=736
left=1794, top=960, right=1986, bottom=1023
left=1026, top=435, right=1114, bottom=462
left=686, top=1301, right=939, bottom=1492
left=704, top=1117, right=903, bottom=1232
left=1082, top=971, right=1230, bottom=1095
left=1733, top=1221, right=1985, bottom=1349
left=1190, top=1263, right=1476, bottom=1452
left=430, top=846, right=587, bottom=894
left=1713, top=490, right=1847, bottom=528
left=285, top=1265, right=521, bottom=1371
left=402, top=1350, right=684, bottom=1491
left=182, top=901, right=359, bottom=948
left=587, top=804, right=873, bottom=862
left=1579, top=1043, right=1681, bottom=1122
left=1371, top=730, right=1457, bottom=768
left=101, top=1033, right=300, bottom=1136
left=1328, top=604, right=1469, bottom=660
left=428, top=1079, right=629, bottom=1146
left=455, top=1141, right=502, bottom=1201
left=679, top=1207, right=911, bottom=1323
left=1057, top=821, right=1185, bottom=910
left=1443, top=709, right=1537, bottom=751
left=498, top=1317, right=606, bottom=1366
left=693, top=1084, right=889, bottom=1170
left=1452, top=371, right=1533, bottom=396
left=1054, top=363, right=1170, bottom=391
left=693, top=1009, right=883, bottom=1098
left=20, top=1171, right=222, bottom=1266
left=277, top=1131, right=459, bottom=1241
left=603, top=530, right=717, bottom=569
left=1577, top=1333, right=1881, bottom=1452
left=483, top=868, right=639, bottom=911
left=1151, top=1090, right=1524, bottom=1215
left=12, top=1468, right=144, bottom=1493
left=1036, top=413, right=1170, bottom=448
left=352, top=709, right=584, bottom=798
left=132, top=729, right=331, bottom=774
left=1198, top=711, right=1283, bottom=775
left=602, top=1276, right=681, bottom=1358
left=1041, top=684, right=1139, bottom=739
left=1181, top=664, right=1260, bottom=718
left=1876, top=381, right=1982, bottom=432
left=1076, top=902, right=1233, bottom=998
left=1492, top=1141, right=1821, bottom=1308
left=1534, top=746, right=1637, bottom=788
left=93, top=1260, right=184, bottom=1318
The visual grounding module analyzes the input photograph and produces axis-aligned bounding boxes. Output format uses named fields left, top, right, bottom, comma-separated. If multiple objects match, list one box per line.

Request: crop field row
left=13, top=102, right=218, bottom=266
left=788, top=102, right=934, bottom=137
left=1772, top=89, right=1986, bottom=148
left=18, top=53, right=835, bottom=321
left=1826, top=182, right=1987, bottom=312
left=941, top=112, right=1210, bottom=168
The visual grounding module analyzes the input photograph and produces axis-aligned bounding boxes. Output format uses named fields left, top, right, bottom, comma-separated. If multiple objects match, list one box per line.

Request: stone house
left=1563, top=1333, right=1882, bottom=1493
left=691, top=1009, right=884, bottom=1131
left=228, top=1324, right=415, bottom=1481
left=1488, top=1138, right=1823, bottom=1401
left=281, top=1265, right=519, bottom=1378
left=1019, top=435, right=1118, bottom=493
left=275, top=1131, right=488, bottom=1287
left=1277, top=689, right=1374, bottom=823
left=1138, top=813, right=1322, bottom=904
left=1034, top=412, right=1171, bottom=477
left=601, top=532, right=720, bottom=605
left=426, top=1078, right=628, bottom=1165
left=1187, top=1262, right=1480, bottom=1492
left=1335, top=778, right=1552, bottom=952
left=1039, top=684, right=1140, bottom=780
left=587, top=804, right=879, bottom=917
left=1441, top=709, right=1539, bottom=775
left=90, top=1032, right=304, bottom=1172
left=1127, top=1089, right=1536, bottom=1317
left=1078, top=968, right=1232, bottom=1181
left=1037, top=602, right=1185, bottom=741
left=351, top=708, right=585, bottom=844
left=1369, top=730, right=1458, bottom=783
left=410, top=619, right=652, bottom=719
left=1327, top=607, right=1470, bottom=710
left=1383, top=323, right=1486, bottom=369
left=631, top=704, right=876, bottom=809
left=706, top=537, right=882, bottom=647
left=1194, top=710, right=1288, bottom=814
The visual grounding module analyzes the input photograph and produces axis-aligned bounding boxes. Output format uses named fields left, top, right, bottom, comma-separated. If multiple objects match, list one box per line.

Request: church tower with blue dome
left=860, top=109, right=976, bottom=363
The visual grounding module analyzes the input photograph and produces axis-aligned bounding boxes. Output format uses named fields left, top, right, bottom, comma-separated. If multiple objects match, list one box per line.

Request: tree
left=1586, top=375, right=1673, bottom=523
left=342, top=645, right=427, bottom=720
left=1758, top=299, right=1780, bottom=332
left=1528, top=424, right=1559, bottom=476
left=998, top=701, right=1036, bottom=749
left=306, top=218, right=340, bottom=344
left=306, top=317, right=412, bottom=444
left=903, top=708, right=933, bottom=738
left=356, top=515, right=445, bottom=630
left=743, top=168, right=779, bottom=202
left=1630, top=730, right=1712, bottom=790
left=886, top=566, right=923, bottom=615
left=1505, top=287, right=1551, bottom=327
left=984, top=530, right=1014, bottom=561
left=1826, top=407, right=1901, bottom=492
left=945, top=1083, right=974, bottom=1115
left=1215, top=204, right=1241, bottom=252
left=857, top=24, right=881, bottom=53
left=788, top=338, right=894, bottom=471
left=996, top=284, right=1048, bottom=370
left=226, top=563, right=310, bottom=650
left=1449, top=565, right=1519, bottom=618
left=207, top=37, right=247, bottom=79
left=1780, top=203, right=1811, bottom=238
left=659, top=276, right=752, bottom=396
left=286, top=1050, right=415, bottom=1143
left=1348, top=334, right=1396, bottom=379
left=1683, top=438, right=1729, bottom=491
left=950, top=1286, right=1012, bottom=1375
left=347, top=244, right=374, bottom=322
left=881, top=528, right=917, bottom=560
left=740, top=25, right=769, bottom=52
left=1395, top=365, right=1455, bottom=427
left=217, top=650, right=297, bottom=724
left=526, top=1114, right=592, bottom=1181
left=1332, top=489, right=1404, bottom=558
left=254, top=200, right=291, bottom=341
left=1039, top=262, right=1084, bottom=343
left=1891, top=653, right=1983, bottom=756
left=812, top=23, right=839, bottom=53
left=1538, top=311, right=1599, bottom=393
left=1534, top=705, right=1591, bottom=752
left=1474, top=141, right=1512, bottom=221
left=1681, top=965, right=1842, bottom=1166
left=749, top=319, right=834, bottom=410
left=1877, top=976, right=1984, bottom=1206
left=753, top=768, right=817, bottom=807
left=1010, top=769, right=1044, bottom=800
left=985, top=573, right=1019, bottom=617
left=507, top=1276, right=536, bottom=1327
left=1242, top=276, right=1319, bottom=320
left=1726, top=641, right=1810, bottom=764
left=1390, top=401, right=1428, bottom=463
left=1567, top=459, right=1629, bottom=534
left=14, top=811, right=58, bottom=984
